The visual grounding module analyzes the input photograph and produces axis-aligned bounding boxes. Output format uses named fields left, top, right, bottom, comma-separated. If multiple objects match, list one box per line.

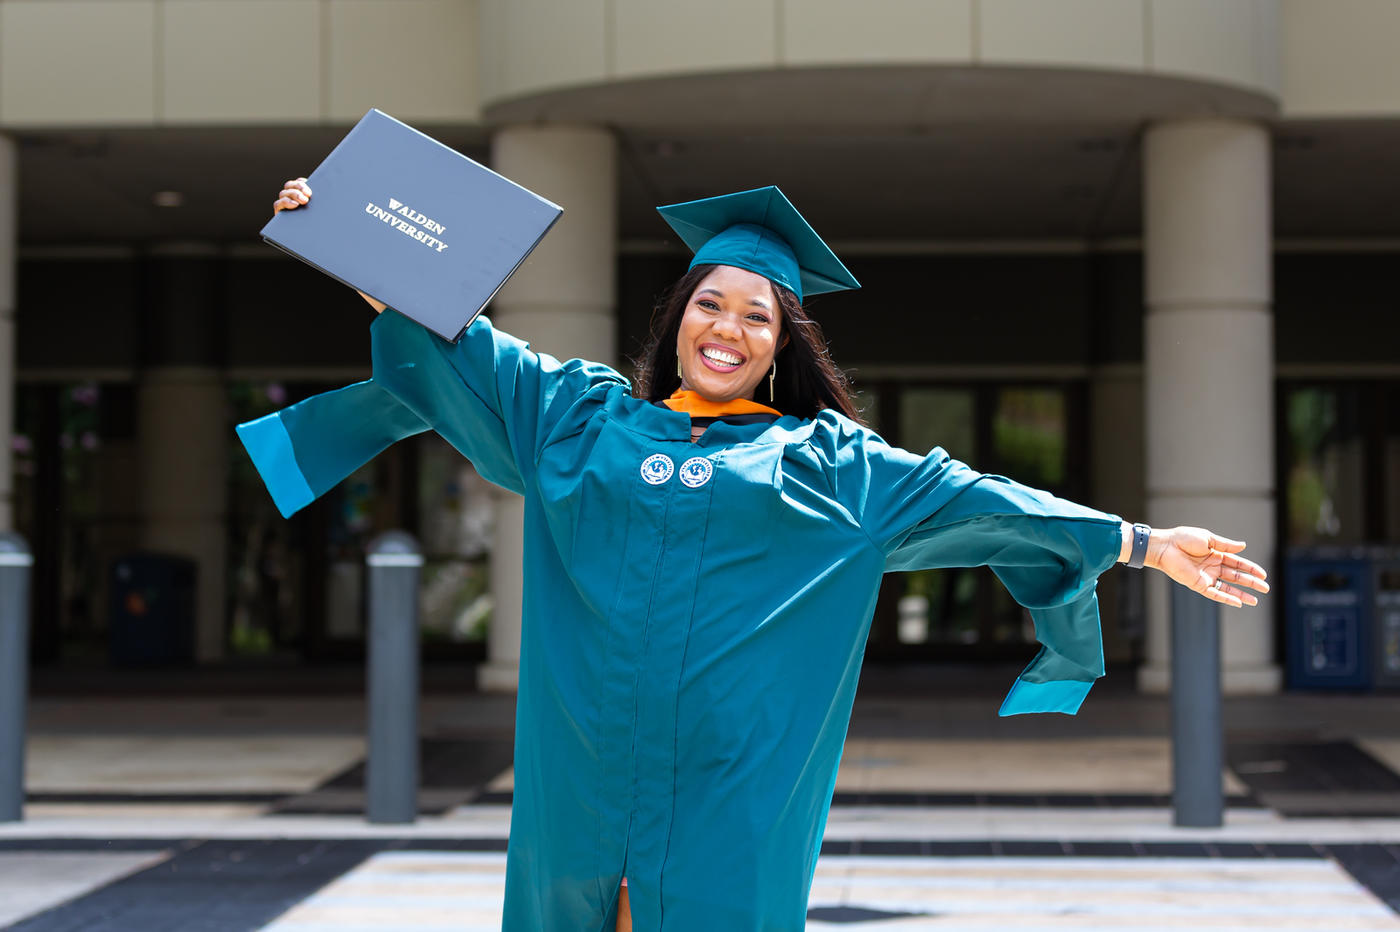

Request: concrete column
left=480, top=125, right=617, bottom=692
left=139, top=368, right=228, bottom=664
left=1139, top=120, right=1279, bottom=694
left=139, top=246, right=228, bottom=664
left=0, top=135, right=16, bottom=531
left=1089, top=365, right=1145, bottom=664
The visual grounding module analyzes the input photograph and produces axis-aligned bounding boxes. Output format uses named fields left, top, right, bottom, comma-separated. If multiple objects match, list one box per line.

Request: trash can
left=1285, top=547, right=1372, bottom=691
left=109, top=553, right=196, bottom=666
left=1373, top=548, right=1400, bottom=690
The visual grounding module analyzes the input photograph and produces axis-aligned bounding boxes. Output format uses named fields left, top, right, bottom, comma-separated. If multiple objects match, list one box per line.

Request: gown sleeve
left=236, top=378, right=430, bottom=518
left=236, top=309, right=627, bottom=517
left=368, top=308, right=628, bottom=494
left=837, top=423, right=1124, bottom=716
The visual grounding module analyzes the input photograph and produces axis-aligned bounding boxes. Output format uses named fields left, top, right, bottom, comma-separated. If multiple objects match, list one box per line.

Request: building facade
left=3, top=0, right=1399, bottom=693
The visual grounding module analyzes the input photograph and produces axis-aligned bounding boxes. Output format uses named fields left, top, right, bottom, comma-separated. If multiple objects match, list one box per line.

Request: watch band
left=1127, top=522, right=1152, bottom=569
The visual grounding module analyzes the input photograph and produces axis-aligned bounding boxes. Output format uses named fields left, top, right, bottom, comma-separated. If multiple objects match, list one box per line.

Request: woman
left=245, top=180, right=1268, bottom=931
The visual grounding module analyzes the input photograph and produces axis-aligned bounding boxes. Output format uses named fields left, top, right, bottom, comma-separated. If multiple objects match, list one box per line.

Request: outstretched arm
left=839, top=426, right=1266, bottom=714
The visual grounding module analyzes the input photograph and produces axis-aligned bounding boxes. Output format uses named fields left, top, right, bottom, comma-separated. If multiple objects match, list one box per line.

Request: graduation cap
left=655, top=186, right=859, bottom=302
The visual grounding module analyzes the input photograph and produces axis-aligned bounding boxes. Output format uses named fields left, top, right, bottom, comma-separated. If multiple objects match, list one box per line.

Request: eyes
left=695, top=298, right=772, bottom=325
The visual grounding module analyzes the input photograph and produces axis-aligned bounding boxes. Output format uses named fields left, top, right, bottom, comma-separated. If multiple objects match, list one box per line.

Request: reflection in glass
left=1285, top=387, right=1364, bottom=546
left=1387, top=385, right=1400, bottom=543
left=418, top=433, right=493, bottom=643
left=893, top=384, right=1072, bottom=651
left=13, top=382, right=137, bottom=661
left=900, top=388, right=973, bottom=460
left=900, top=566, right=979, bottom=645
left=228, top=381, right=311, bottom=656
left=992, top=388, right=1065, bottom=487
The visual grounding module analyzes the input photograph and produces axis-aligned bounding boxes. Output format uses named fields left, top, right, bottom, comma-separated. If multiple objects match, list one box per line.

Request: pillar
left=0, top=135, right=15, bottom=531
left=479, top=126, right=617, bottom=692
left=1089, top=364, right=1145, bottom=663
left=139, top=245, right=228, bottom=664
left=1139, top=120, right=1279, bottom=694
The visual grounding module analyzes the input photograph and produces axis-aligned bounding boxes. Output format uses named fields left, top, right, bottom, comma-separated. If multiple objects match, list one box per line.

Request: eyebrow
left=698, top=287, right=771, bottom=310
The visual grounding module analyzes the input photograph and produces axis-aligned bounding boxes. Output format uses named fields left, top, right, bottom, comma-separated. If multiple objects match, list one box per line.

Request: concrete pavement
left=4, top=669, right=1400, bottom=929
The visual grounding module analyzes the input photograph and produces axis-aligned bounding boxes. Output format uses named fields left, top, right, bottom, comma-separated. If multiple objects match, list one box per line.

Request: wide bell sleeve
left=236, top=378, right=430, bottom=518
left=836, top=423, right=1123, bottom=716
left=368, top=309, right=628, bottom=494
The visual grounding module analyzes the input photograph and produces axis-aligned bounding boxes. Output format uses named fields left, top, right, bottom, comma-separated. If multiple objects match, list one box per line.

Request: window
left=868, top=380, right=1086, bottom=658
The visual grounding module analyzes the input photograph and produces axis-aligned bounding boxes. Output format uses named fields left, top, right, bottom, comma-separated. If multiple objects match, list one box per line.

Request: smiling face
left=676, top=265, right=785, bottom=404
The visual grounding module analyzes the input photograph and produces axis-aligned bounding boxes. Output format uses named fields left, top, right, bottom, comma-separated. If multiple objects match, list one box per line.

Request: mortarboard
left=655, top=186, right=859, bottom=302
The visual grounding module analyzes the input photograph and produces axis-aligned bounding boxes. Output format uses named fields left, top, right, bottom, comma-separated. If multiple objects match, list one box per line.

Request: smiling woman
left=634, top=262, right=863, bottom=426
left=240, top=181, right=1269, bottom=931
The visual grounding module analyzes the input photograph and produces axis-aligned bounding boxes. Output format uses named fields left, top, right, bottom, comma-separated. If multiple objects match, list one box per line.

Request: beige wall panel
left=476, top=0, right=504, bottom=108
left=0, top=0, right=157, bottom=125
left=782, top=0, right=972, bottom=65
left=979, top=0, right=1144, bottom=71
left=1150, top=0, right=1269, bottom=93
left=328, top=0, right=478, bottom=122
left=163, top=0, right=321, bottom=123
left=612, top=0, right=777, bottom=79
left=1253, top=0, right=1280, bottom=97
left=492, top=0, right=606, bottom=102
left=1280, top=0, right=1400, bottom=115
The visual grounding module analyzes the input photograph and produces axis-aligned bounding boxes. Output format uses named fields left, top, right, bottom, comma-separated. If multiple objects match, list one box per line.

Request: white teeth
left=702, top=347, right=743, bottom=366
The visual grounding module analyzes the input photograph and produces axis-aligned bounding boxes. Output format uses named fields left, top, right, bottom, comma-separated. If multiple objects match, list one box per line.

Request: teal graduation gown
left=237, top=310, right=1124, bottom=931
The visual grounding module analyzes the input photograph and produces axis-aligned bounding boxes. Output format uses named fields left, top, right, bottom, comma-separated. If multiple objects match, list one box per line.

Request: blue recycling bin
left=1373, top=549, right=1400, bottom=690
left=1285, top=547, right=1372, bottom=690
left=109, top=553, right=196, bottom=666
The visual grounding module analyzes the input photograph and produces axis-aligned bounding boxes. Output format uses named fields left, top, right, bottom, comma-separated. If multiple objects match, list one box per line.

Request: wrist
left=1144, top=529, right=1169, bottom=570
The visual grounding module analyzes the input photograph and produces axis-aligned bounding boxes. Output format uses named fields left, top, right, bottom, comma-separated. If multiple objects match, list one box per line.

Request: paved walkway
left=5, top=675, right=1400, bottom=929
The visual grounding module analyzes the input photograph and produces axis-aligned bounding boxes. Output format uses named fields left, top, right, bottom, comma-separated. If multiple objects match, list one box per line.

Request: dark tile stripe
left=1329, top=844, right=1400, bottom=914
left=316, top=738, right=514, bottom=790
left=3, top=840, right=381, bottom=932
left=1228, top=740, right=1400, bottom=817
left=267, top=737, right=515, bottom=816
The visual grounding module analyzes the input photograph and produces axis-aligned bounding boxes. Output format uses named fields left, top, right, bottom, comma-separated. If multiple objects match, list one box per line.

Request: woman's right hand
left=273, top=177, right=311, bottom=214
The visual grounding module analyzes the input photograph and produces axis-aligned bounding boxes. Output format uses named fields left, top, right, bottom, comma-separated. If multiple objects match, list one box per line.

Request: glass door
left=867, top=380, right=1087, bottom=660
left=226, top=381, right=494, bottom=663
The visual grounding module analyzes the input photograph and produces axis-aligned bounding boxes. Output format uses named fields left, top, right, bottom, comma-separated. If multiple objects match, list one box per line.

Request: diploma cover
left=261, top=109, right=563, bottom=342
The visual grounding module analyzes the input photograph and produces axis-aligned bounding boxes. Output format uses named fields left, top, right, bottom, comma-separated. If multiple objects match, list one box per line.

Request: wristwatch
left=1127, top=523, right=1152, bottom=569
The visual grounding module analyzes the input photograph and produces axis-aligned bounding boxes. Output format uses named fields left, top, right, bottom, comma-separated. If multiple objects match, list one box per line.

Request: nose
left=711, top=312, right=741, bottom=340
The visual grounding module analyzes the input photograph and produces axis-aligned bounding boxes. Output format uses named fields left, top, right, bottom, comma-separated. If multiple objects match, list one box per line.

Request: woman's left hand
left=1148, top=527, right=1269, bottom=608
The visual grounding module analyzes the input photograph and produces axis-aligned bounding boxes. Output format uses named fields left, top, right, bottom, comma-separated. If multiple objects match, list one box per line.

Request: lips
left=699, top=343, right=745, bottom=372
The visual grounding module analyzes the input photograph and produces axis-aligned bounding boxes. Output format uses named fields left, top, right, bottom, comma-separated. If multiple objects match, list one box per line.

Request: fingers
left=1203, top=579, right=1252, bottom=609
left=1218, top=563, right=1270, bottom=594
left=272, top=177, right=311, bottom=215
left=1197, top=564, right=1266, bottom=608
left=1208, top=534, right=1246, bottom=553
left=1220, top=553, right=1268, bottom=585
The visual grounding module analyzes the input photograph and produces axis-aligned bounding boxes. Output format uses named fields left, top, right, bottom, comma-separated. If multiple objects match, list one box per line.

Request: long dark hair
left=632, top=264, right=865, bottom=425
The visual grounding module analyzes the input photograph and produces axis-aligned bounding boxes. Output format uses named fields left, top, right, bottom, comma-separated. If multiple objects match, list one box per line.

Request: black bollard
left=0, top=532, right=33, bottom=823
left=1170, top=580, right=1224, bottom=827
left=366, top=531, right=423, bottom=824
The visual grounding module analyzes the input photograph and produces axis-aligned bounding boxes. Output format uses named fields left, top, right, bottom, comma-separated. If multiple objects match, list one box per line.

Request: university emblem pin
left=679, top=457, right=713, bottom=489
left=640, top=453, right=674, bottom=485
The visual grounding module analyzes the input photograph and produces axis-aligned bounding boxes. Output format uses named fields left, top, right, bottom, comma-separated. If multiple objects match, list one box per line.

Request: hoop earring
left=769, top=360, right=777, bottom=403
left=677, top=354, right=683, bottom=379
